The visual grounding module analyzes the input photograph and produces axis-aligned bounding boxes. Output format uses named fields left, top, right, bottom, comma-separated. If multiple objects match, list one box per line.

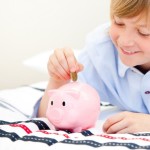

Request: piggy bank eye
left=51, top=101, right=53, bottom=105
left=62, top=101, right=66, bottom=106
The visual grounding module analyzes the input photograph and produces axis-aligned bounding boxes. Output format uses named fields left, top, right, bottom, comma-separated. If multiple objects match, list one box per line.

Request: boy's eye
left=138, top=31, right=150, bottom=37
left=114, top=20, right=124, bottom=26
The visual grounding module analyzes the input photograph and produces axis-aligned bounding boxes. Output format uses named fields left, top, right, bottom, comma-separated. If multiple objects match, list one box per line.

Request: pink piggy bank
left=46, top=82, right=100, bottom=132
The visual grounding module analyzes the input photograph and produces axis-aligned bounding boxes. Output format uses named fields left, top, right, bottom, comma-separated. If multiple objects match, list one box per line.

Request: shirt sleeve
left=31, top=97, right=42, bottom=118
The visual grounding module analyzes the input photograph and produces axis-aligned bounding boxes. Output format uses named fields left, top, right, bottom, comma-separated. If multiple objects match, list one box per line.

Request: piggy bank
left=46, top=82, right=100, bottom=132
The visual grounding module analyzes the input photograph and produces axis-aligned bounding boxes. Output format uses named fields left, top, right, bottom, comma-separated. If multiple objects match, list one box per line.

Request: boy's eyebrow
left=138, top=24, right=147, bottom=27
left=137, top=24, right=150, bottom=30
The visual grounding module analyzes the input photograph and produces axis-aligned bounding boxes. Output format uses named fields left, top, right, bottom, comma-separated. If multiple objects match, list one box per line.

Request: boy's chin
left=120, top=58, right=136, bottom=67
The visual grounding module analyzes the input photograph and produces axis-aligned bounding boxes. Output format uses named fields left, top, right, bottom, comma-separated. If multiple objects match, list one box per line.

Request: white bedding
left=0, top=81, right=47, bottom=121
left=0, top=81, right=150, bottom=149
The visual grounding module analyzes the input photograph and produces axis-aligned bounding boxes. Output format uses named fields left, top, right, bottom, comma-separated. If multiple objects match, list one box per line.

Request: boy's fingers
left=77, top=63, right=84, bottom=72
left=48, top=54, right=70, bottom=80
left=63, top=48, right=78, bottom=72
left=49, top=47, right=84, bottom=81
left=54, top=48, right=70, bottom=74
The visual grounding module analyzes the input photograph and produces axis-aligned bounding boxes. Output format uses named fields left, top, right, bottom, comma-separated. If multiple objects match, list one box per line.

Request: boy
left=37, top=0, right=150, bottom=133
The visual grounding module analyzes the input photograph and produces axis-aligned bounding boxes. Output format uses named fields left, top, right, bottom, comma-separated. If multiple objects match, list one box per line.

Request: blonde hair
left=110, top=0, right=150, bottom=19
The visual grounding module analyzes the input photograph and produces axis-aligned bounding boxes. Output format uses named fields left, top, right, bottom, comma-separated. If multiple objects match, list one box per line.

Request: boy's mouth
left=121, top=48, right=139, bottom=55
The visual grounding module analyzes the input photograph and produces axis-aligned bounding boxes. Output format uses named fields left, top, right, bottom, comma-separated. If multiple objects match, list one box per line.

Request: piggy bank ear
left=65, top=90, right=80, bottom=99
left=48, top=90, right=58, bottom=97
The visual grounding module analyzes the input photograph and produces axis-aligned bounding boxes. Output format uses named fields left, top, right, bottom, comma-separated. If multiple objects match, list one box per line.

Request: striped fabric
left=0, top=118, right=150, bottom=150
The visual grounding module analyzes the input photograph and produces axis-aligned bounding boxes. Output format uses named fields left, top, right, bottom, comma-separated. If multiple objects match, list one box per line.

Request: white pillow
left=23, top=49, right=53, bottom=73
left=23, top=49, right=81, bottom=73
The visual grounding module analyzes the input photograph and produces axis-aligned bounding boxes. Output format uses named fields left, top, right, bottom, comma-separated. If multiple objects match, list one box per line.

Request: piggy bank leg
left=72, top=127, right=82, bottom=133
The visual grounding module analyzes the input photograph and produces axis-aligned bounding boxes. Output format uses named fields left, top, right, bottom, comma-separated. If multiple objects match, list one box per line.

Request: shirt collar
left=118, top=57, right=129, bottom=77
left=118, top=57, right=144, bottom=77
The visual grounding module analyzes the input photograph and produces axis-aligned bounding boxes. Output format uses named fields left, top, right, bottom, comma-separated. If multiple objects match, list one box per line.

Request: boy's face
left=109, top=14, right=150, bottom=72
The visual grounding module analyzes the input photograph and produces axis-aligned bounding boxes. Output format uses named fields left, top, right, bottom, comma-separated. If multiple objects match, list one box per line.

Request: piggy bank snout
left=48, top=108, right=63, bottom=123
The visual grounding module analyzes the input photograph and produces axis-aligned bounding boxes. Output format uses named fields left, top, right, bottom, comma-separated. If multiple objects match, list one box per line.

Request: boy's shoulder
left=84, top=22, right=116, bottom=59
left=85, top=22, right=111, bottom=45
left=79, top=22, right=116, bottom=64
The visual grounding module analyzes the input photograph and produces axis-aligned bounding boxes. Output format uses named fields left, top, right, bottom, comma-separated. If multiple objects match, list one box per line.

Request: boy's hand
left=103, top=111, right=150, bottom=134
left=48, top=47, right=83, bottom=82
left=38, top=47, right=83, bottom=117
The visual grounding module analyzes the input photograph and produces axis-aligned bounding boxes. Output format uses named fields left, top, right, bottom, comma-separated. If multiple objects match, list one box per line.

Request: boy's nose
left=118, top=31, right=135, bottom=47
left=119, top=39, right=134, bottom=47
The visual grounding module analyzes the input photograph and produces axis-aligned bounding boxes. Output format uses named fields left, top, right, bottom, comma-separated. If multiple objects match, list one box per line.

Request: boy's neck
left=135, top=65, right=150, bottom=74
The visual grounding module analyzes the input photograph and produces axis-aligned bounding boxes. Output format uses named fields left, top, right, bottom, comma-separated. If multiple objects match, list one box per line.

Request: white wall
left=0, top=0, right=110, bottom=89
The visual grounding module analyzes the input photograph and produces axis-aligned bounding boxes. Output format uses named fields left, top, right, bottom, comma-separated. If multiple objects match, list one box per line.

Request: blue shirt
left=32, top=23, right=150, bottom=118
left=77, top=23, right=150, bottom=114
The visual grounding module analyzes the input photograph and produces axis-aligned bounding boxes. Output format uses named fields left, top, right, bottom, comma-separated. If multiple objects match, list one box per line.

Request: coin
left=70, top=72, right=78, bottom=81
